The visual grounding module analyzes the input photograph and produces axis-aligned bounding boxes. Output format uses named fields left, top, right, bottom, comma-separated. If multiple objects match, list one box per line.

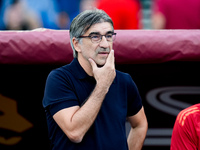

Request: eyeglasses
left=78, top=32, right=117, bottom=43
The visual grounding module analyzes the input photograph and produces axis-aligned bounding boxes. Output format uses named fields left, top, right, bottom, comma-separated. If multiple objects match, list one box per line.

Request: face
left=74, top=22, right=114, bottom=67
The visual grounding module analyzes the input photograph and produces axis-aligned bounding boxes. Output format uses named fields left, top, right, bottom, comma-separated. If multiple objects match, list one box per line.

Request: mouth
left=98, top=51, right=109, bottom=55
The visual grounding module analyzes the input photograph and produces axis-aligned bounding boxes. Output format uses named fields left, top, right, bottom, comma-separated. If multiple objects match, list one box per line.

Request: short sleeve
left=42, top=69, right=79, bottom=115
left=126, top=74, right=142, bottom=117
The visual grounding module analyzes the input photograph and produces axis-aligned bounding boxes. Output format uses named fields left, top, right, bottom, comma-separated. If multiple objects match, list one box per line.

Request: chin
left=96, top=60, right=106, bottom=67
left=97, top=64, right=105, bottom=67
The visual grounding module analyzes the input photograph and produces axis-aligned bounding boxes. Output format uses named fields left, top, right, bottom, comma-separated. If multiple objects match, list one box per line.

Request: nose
left=99, top=36, right=109, bottom=48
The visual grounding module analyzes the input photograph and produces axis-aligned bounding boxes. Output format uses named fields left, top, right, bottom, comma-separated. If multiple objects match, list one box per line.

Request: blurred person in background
left=170, top=103, right=200, bottom=150
left=57, top=11, right=70, bottom=29
left=152, top=0, right=200, bottom=29
left=25, top=0, right=75, bottom=29
left=96, top=0, right=141, bottom=29
left=56, top=0, right=81, bottom=29
left=3, top=0, right=41, bottom=30
left=0, top=0, right=5, bottom=29
left=23, top=0, right=60, bottom=29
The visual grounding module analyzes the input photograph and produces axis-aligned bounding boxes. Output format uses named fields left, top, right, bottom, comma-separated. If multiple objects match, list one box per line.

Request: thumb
left=88, top=58, right=97, bottom=70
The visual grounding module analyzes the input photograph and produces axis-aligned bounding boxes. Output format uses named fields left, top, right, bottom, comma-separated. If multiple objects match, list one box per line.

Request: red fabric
left=0, top=29, right=200, bottom=65
left=97, top=0, right=140, bottom=29
left=153, top=0, right=200, bottom=29
left=170, top=104, right=200, bottom=150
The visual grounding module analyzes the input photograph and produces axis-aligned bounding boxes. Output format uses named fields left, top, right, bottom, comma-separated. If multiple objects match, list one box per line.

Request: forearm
left=127, top=126, right=147, bottom=150
left=68, top=83, right=108, bottom=142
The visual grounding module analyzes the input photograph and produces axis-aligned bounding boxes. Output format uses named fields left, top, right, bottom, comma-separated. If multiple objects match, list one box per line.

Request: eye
left=105, top=34, right=113, bottom=39
left=90, top=34, right=100, bottom=40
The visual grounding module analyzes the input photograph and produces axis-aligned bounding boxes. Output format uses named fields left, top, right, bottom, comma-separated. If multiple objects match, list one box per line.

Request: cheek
left=109, top=43, right=113, bottom=49
left=84, top=44, right=98, bottom=54
left=81, top=45, right=98, bottom=58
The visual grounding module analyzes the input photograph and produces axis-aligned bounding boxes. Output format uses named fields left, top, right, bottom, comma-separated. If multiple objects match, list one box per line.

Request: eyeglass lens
left=90, top=33, right=116, bottom=42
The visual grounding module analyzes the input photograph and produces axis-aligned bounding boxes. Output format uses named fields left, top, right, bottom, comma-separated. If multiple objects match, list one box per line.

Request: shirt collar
left=69, top=58, right=90, bottom=80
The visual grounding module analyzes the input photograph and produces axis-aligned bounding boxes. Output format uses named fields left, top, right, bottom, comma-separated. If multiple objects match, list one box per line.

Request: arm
left=53, top=50, right=116, bottom=143
left=127, top=106, right=148, bottom=150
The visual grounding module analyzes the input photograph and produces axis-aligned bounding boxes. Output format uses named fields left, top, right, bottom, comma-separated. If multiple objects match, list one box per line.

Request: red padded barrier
left=0, top=29, right=200, bottom=64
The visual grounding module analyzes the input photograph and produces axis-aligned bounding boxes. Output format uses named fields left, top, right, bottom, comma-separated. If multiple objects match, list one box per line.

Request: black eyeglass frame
left=78, top=32, right=117, bottom=43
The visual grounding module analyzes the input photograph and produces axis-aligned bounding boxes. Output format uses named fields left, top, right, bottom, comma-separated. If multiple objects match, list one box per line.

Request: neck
left=77, top=56, right=93, bottom=77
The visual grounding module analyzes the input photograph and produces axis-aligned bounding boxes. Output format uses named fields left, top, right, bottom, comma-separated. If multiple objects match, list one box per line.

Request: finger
left=106, top=49, right=115, bottom=65
left=88, top=58, right=97, bottom=70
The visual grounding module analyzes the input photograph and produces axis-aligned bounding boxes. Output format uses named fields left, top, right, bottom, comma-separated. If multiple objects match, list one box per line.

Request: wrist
left=95, top=82, right=109, bottom=94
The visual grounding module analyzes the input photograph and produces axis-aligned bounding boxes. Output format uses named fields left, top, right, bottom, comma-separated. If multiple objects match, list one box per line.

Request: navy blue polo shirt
left=43, top=58, right=142, bottom=150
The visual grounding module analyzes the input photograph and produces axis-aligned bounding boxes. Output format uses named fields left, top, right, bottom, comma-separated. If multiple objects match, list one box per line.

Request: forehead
left=85, top=22, right=113, bottom=35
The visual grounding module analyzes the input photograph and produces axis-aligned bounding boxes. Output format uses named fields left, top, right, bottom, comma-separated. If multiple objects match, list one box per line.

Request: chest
left=74, top=78, right=128, bottom=119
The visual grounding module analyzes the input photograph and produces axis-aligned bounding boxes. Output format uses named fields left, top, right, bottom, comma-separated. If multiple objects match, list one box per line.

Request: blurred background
left=0, top=0, right=152, bottom=30
left=1, top=0, right=199, bottom=30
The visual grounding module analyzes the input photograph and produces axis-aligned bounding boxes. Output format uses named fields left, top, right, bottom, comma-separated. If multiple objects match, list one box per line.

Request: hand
left=88, top=50, right=116, bottom=90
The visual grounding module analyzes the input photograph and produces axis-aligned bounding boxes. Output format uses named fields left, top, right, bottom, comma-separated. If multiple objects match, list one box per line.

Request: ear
left=72, top=37, right=81, bottom=53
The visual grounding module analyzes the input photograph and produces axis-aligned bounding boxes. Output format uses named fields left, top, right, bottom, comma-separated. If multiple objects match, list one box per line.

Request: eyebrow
left=89, top=31, right=114, bottom=35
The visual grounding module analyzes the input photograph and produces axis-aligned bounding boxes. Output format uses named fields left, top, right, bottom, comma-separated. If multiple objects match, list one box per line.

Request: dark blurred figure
left=24, top=0, right=60, bottom=29
left=57, top=11, right=70, bottom=29
left=56, top=0, right=81, bottom=28
left=96, top=0, right=141, bottom=29
left=0, top=0, right=5, bottom=29
left=24, top=0, right=80, bottom=30
left=152, top=0, right=200, bottom=29
left=3, top=0, right=41, bottom=30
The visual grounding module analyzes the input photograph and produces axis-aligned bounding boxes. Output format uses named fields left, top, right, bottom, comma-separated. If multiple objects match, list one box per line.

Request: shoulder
left=116, top=70, right=131, bottom=80
left=49, top=63, right=73, bottom=77
left=45, top=64, right=75, bottom=87
left=176, top=104, right=200, bottom=126
left=116, top=70, right=136, bottom=85
left=171, top=104, right=200, bottom=149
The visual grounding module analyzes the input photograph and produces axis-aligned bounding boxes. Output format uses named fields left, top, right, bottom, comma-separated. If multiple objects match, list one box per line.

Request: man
left=170, top=103, right=200, bottom=150
left=43, top=9, right=148, bottom=150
